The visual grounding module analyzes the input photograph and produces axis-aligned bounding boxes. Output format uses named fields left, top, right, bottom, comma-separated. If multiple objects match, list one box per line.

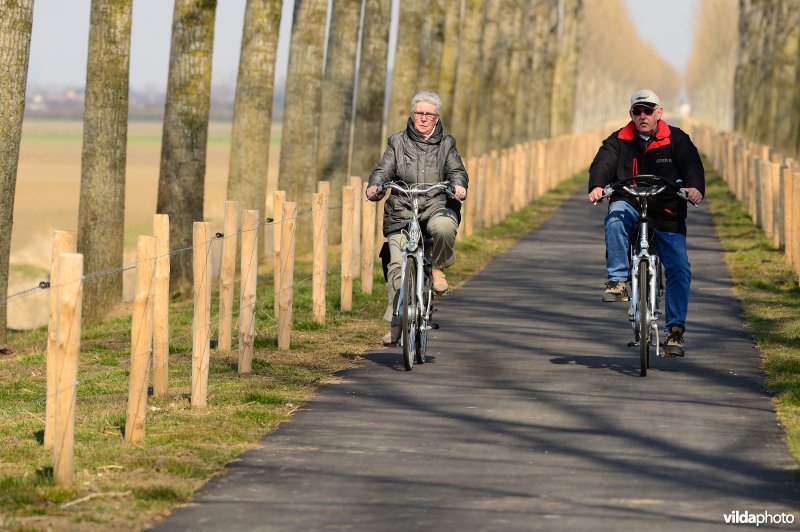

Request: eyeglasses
left=631, top=106, right=655, bottom=116
left=412, top=111, right=438, bottom=120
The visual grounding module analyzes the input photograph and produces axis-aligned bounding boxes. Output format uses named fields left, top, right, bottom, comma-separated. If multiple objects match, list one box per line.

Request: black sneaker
left=663, top=326, right=685, bottom=357
left=602, top=280, right=629, bottom=302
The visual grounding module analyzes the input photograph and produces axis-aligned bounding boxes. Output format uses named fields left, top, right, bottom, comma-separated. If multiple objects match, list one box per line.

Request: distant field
left=9, top=119, right=281, bottom=330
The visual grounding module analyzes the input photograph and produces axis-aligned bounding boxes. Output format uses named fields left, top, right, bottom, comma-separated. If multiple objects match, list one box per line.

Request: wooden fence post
left=312, top=192, right=328, bottom=323
left=45, top=230, right=76, bottom=450
left=152, top=214, right=170, bottom=397
left=273, top=191, right=285, bottom=319
left=125, top=236, right=156, bottom=443
left=464, top=158, right=478, bottom=236
left=362, top=183, right=376, bottom=294
left=238, top=210, right=259, bottom=373
left=218, top=201, right=239, bottom=355
left=349, top=176, right=362, bottom=279
left=192, top=222, right=211, bottom=408
left=52, top=252, right=83, bottom=486
left=278, top=202, right=297, bottom=350
left=341, top=186, right=354, bottom=311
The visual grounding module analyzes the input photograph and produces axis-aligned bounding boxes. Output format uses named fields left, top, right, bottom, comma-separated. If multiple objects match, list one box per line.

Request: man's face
left=630, top=105, right=662, bottom=135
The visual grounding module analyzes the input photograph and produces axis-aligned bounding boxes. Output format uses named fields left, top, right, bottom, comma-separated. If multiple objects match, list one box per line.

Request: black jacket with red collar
left=588, top=120, right=705, bottom=234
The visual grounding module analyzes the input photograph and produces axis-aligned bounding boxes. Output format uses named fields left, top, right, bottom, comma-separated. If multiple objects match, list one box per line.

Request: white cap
left=630, top=89, right=660, bottom=108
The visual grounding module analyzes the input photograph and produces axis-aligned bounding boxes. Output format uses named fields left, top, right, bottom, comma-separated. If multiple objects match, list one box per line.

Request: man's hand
left=588, top=186, right=605, bottom=203
left=453, top=185, right=467, bottom=200
left=365, top=184, right=383, bottom=201
left=682, top=187, right=703, bottom=203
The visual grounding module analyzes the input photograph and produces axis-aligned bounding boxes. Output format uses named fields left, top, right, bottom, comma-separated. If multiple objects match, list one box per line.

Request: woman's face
left=411, top=101, right=439, bottom=137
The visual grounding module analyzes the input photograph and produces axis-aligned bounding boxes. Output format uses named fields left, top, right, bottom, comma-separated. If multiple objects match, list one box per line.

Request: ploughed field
left=9, top=119, right=280, bottom=330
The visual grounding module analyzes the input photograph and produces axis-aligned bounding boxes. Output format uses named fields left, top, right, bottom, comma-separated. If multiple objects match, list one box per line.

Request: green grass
left=6, top=165, right=798, bottom=529
left=703, top=162, right=800, bottom=462
left=0, top=172, right=585, bottom=530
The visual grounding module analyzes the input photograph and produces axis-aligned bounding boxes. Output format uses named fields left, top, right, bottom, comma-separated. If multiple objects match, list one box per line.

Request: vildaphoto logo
left=723, top=510, right=795, bottom=526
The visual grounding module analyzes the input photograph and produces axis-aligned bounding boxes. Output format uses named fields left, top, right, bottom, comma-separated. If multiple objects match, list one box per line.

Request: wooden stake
left=341, top=186, right=354, bottom=311
left=238, top=210, right=259, bottom=373
left=52, top=253, right=83, bottom=486
left=349, top=176, right=362, bottom=279
left=192, top=222, right=211, bottom=408
left=125, top=236, right=156, bottom=443
left=273, top=191, right=285, bottom=319
left=278, top=202, right=297, bottom=350
left=312, top=192, right=328, bottom=323
left=361, top=182, right=376, bottom=294
left=152, top=214, right=170, bottom=397
left=218, top=201, right=239, bottom=355
left=45, top=230, right=76, bottom=449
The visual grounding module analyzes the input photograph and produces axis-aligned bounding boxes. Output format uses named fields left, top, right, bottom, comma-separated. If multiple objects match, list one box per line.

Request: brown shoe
left=432, top=269, right=448, bottom=294
left=382, top=324, right=401, bottom=346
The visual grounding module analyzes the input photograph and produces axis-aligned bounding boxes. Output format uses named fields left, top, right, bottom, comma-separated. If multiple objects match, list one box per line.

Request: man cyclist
left=587, top=89, right=705, bottom=357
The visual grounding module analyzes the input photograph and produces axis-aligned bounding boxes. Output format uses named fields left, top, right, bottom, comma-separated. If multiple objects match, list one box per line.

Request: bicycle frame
left=395, top=196, right=433, bottom=324
left=628, top=194, right=662, bottom=355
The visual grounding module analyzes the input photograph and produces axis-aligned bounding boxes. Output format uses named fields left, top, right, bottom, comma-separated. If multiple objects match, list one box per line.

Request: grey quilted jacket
left=368, top=118, right=469, bottom=236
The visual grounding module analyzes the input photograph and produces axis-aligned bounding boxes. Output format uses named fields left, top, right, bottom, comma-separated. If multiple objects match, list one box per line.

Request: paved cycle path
left=155, top=192, right=800, bottom=531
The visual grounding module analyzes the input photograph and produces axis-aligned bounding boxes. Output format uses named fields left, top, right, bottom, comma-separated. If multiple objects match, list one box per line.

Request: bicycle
left=371, top=181, right=460, bottom=371
left=596, top=175, right=695, bottom=376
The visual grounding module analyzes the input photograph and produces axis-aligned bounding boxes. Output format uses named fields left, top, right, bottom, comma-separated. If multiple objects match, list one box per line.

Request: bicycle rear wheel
left=415, top=284, right=429, bottom=365
left=401, top=257, right=417, bottom=371
left=638, top=262, right=650, bottom=376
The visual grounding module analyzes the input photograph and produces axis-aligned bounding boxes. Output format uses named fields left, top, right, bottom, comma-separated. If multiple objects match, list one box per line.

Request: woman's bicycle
left=373, top=181, right=460, bottom=371
left=597, top=175, right=695, bottom=376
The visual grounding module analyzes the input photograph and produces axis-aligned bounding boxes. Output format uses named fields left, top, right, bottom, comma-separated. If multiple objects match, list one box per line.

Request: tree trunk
left=387, top=0, right=424, bottom=134
left=0, top=0, right=34, bottom=347
left=468, top=0, right=502, bottom=156
left=157, top=0, right=217, bottom=295
left=349, top=0, right=391, bottom=181
left=450, top=0, right=485, bottom=156
left=316, top=0, right=361, bottom=223
left=437, top=0, right=464, bottom=128
left=226, top=0, right=282, bottom=214
left=77, top=0, right=133, bottom=323
left=416, top=0, right=446, bottom=93
left=550, top=0, right=581, bottom=136
left=278, top=0, right=328, bottom=249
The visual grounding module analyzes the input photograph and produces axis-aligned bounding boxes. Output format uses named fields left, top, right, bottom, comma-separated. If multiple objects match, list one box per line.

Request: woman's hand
left=453, top=185, right=467, bottom=200
left=366, top=184, right=383, bottom=201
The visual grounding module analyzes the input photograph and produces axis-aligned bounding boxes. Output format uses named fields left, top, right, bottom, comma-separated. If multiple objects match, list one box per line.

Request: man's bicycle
left=597, top=175, right=695, bottom=376
left=372, top=181, right=460, bottom=371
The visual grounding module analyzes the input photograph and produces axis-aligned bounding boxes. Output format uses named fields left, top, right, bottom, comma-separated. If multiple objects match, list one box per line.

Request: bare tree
left=0, top=0, right=34, bottom=348
left=316, top=0, right=361, bottom=196
left=416, top=0, right=446, bottom=93
left=438, top=0, right=464, bottom=127
left=349, top=0, right=391, bottom=179
left=450, top=0, right=485, bottom=156
left=468, top=0, right=502, bottom=156
left=77, top=0, right=133, bottom=322
left=387, top=0, right=424, bottom=134
left=157, top=0, right=217, bottom=294
left=278, top=0, right=328, bottom=247
left=226, top=0, right=282, bottom=214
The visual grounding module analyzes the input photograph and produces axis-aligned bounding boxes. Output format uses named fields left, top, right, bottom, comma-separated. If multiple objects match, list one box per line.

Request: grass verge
left=0, top=173, right=585, bottom=530
left=703, top=163, right=800, bottom=464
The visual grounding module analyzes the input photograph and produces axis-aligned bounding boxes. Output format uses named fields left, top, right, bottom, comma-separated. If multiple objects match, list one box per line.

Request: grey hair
left=410, top=91, right=442, bottom=115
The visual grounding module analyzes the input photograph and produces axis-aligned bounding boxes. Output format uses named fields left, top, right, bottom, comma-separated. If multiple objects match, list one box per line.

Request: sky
left=26, top=0, right=699, bottom=92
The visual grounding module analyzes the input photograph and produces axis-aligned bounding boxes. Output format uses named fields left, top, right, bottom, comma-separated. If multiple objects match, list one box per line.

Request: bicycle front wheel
left=401, top=257, right=417, bottom=371
left=638, top=262, right=650, bottom=376
left=415, top=283, right=429, bottom=365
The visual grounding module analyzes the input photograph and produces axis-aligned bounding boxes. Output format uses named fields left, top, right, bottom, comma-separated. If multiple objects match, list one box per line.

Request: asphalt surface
left=154, top=192, right=800, bottom=531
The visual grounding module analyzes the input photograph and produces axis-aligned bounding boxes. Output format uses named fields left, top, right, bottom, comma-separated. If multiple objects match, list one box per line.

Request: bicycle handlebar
left=367, top=181, right=462, bottom=204
left=594, top=175, right=697, bottom=207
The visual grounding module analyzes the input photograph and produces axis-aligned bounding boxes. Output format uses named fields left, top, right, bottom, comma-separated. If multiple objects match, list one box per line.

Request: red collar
left=618, top=120, right=671, bottom=152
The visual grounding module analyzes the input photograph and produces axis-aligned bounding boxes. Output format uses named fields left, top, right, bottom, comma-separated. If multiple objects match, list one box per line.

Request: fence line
left=8, top=127, right=605, bottom=484
left=684, top=120, right=800, bottom=286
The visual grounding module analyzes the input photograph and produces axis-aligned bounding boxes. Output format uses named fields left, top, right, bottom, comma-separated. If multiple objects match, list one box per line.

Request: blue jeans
left=605, top=201, right=691, bottom=332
